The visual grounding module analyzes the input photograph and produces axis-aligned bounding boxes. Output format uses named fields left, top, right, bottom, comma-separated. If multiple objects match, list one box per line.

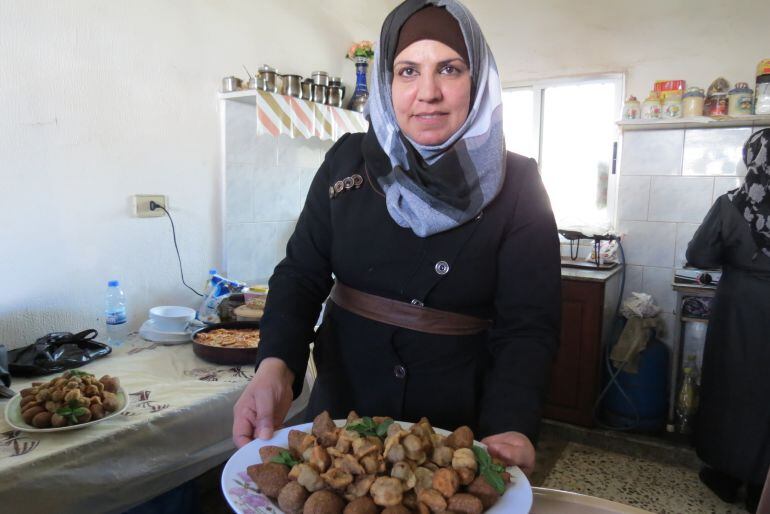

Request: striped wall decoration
left=255, top=90, right=368, bottom=141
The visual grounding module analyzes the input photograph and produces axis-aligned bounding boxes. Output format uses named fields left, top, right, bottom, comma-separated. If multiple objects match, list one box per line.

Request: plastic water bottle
left=105, top=280, right=128, bottom=347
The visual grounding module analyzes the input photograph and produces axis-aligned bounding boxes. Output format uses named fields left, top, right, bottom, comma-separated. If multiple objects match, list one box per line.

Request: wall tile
left=617, top=176, right=651, bottom=221
left=277, top=135, right=322, bottom=169
left=251, top=165, right=301, bottom=222
left=674, top=223, right=699, bottom=268
left=225, top=103, right=277, bottom=165
left=224, top=222, right=278, bottom=283
left=620, top=130, right=684, bottom=175
left=682, top=127, right=751, bottom=176
left=617, top=221, right=676, bottom=267
left=620, top=264, right=644, bottom=303
left=299, top=166, right=319, bottom=207
left=272, top=221, right=298, bottom=266
left=641, top=266, right=676, bottom=315
left=713, top=176, right=743, bottom=203
left=225, top=163, right=255, bottom=223
left=648, top=176, right=713, bottom=223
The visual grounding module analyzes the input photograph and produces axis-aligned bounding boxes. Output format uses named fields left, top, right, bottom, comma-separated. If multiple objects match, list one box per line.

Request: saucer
left=138, top=319, right=193, bottom=344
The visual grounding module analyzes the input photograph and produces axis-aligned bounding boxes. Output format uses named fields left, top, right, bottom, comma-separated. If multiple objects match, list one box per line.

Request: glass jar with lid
left=682, top=87, right=705, bottom=117
left=663, top=95, right=683, bottom=118
left=641, top=91, right=661, bottom=119
left=728, top=82, right=754, bottom=115
left=622, top=95, right=641, bottom=119
left=755, top=59, right=770, bottom=115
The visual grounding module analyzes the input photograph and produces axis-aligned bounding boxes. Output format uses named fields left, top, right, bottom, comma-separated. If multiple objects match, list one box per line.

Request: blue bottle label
left=106, top=312, right=127, bottom=325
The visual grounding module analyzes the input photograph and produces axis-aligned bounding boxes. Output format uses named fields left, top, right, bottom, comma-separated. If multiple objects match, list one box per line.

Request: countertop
left=561, top=265, right=622, bottom=283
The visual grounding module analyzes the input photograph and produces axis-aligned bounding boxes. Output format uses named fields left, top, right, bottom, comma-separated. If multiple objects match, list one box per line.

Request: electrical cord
left=150, top=201, right=204, bottom=297
left=591, top=238, right=644, bottom=431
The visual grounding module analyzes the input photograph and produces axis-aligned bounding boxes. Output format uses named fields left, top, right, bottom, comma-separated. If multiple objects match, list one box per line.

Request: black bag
left=7, top=329, right=112, bottom=377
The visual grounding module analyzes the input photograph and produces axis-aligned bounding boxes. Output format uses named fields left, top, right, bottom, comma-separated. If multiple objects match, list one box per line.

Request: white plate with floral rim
left=4, top=386, right=128, bottom=433
left=222, top=419, right=532, bottom=514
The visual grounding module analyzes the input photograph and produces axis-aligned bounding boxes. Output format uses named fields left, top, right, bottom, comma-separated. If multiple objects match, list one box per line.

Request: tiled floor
left=192, top=423, right=750, bottom=514
left=538, top=442, right=748, bottom=513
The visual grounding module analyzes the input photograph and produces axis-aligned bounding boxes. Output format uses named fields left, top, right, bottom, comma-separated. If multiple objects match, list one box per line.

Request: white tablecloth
left=0, top=335, right=310, bottom=514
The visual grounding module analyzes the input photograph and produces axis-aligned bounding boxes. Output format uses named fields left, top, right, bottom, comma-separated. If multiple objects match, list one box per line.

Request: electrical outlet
left=133, top=195, right=167, bottom=217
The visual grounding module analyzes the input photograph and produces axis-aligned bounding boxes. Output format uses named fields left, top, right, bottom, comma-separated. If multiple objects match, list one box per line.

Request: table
left=0, top=335, right=310, bottom=514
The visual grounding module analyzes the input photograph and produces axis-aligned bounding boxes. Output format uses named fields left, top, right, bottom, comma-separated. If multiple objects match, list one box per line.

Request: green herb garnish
left=376, top=418, right=394, bottom=437
left=346, top=416, right=394, bottom=438
left=472, top=445, right=506, bottom=494
left=270, top=450, right=299, bottom=467
left=56, top=406, right=89, bottom=425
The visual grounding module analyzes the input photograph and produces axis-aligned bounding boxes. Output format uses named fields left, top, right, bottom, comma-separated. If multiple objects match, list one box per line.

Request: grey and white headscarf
left=728, top=128, right=770, bottom=257
left=362, top=0, right=505, bottom=237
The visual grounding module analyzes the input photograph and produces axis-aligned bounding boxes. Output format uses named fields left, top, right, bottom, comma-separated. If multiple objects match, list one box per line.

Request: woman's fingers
left=232, top=403, right=257, bottom=448
left=486, top=441, right=535, bottom=475
left=481, top=432, right=536, bottom=476
left=254, top=387, right=277, bottom=440
left=232, top=358, right=296, bottom=447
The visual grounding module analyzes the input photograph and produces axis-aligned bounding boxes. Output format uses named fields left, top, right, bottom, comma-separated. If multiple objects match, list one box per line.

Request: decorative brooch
left=329, top=173, right=364, bottom=199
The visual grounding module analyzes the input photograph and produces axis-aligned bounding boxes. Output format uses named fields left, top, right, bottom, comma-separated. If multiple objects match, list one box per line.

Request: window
left=502, top=75, right=623, bottom=232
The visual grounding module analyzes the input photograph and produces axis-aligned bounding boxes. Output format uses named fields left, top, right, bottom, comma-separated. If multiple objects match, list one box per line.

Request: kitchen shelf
left=219, top=90, right=368, bottom=141
left=617, top=114, right=770, bottom=131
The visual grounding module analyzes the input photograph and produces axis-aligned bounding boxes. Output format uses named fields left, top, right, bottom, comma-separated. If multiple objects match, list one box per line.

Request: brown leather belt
left=329, top=281, right=492, bottom=336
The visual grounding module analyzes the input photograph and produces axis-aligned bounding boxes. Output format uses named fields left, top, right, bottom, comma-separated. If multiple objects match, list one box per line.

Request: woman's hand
left=480, top=431, right=536, bottom=476
left=232, top=357, right=295, bottom=448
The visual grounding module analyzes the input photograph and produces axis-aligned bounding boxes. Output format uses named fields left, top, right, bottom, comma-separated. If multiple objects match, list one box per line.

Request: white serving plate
left=5, top=386, right=128, bottom=433
left=222, top=420, right=532, bottom=514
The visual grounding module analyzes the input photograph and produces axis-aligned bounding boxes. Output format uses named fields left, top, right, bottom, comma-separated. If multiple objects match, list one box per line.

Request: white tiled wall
left=223, top=103, right=333, bottom=282
left=616, top=123, right=764, bottom=349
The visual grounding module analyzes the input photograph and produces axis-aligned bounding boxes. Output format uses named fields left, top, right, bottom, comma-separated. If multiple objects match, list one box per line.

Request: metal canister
left=301, top=79, right=314, bottom=101
left=221, top=76, right=243, bottom=93
left=280, top=74, right=303, bottom=98
left=311, top=71, right=329, bottom=86
left=258, top=65, right=278, bottom=93
left=327, top=85, right=343, bottom=108
left=312, top=83, right=328, bottom=104
left=728, top=82, right=754, bottom=116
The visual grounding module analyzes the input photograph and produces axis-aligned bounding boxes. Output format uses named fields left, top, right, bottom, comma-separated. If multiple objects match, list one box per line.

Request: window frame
left=502, top=73, right=625, bottom=230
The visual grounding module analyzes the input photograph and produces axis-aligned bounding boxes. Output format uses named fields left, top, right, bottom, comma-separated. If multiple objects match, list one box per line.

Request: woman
left=233, top=0, right=561, bottom=475
left=687, top=128, right=770, bottom=513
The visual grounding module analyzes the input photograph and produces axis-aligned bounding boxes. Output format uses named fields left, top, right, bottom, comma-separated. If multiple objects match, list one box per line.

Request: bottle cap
left=108, top=280, right=119, bottom=287
left=209, top=269, right=217, bottom=275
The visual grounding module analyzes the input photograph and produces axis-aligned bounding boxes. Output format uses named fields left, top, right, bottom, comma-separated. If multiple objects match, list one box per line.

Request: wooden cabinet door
left=544, top=279, right=604, bottom=426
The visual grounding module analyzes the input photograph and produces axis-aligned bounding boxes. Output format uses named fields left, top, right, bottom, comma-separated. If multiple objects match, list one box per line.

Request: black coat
left=256, top=133, right=561, bottom=442
left=687, top=194, right=770, bottom=484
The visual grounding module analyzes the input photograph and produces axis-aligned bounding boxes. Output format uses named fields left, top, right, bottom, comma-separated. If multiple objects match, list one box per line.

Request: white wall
left=0, top=0, right=390, bottom=348
left=468, top=0, right=769, bottom=98
left=3, top=0, right=770, bottom=350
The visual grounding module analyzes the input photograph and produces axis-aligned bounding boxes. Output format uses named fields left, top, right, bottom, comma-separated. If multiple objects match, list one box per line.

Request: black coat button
left=434, top=261, right=450, bottom=275
left=393, top=365, right=407, bottom=379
